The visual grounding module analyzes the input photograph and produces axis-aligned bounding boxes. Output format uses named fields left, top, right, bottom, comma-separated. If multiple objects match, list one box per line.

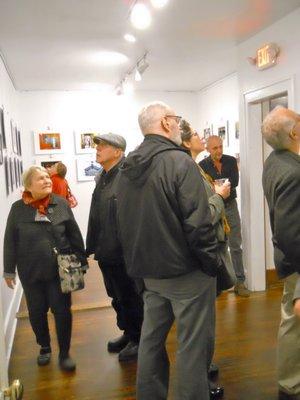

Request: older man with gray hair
left=116, top=101, right=222, bottom=400
left=262, top=106, right=300, bottom=400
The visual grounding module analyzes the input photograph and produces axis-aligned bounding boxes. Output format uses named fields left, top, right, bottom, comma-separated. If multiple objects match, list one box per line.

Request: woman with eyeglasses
left=180, top=119, right=236, bottom=400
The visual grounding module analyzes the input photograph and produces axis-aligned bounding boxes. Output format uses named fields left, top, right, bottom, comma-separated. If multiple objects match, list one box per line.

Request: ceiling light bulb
left=130, top=3, right=151, bottom=30
left=150, top=0, right=169, bottom=8
left=134, top=69, right=142, bottom=81
left=124, top=33, right=137, bottom=43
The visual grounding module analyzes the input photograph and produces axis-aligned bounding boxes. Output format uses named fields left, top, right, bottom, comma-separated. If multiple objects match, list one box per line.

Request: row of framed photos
left=203, top=121, right=239, bottom=147
left=37, top=155, right=102, bottom=182
left=0, top=107, right=22, bottom=165
left=34, top=131, right=99, bottom=155
left=4, top=156, right=23, bottom=196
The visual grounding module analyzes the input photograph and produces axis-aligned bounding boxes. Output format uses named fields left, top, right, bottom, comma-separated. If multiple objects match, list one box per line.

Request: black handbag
left=216, top=246, right=236, bottom=292
left=54, top=248, right=85, bottom=293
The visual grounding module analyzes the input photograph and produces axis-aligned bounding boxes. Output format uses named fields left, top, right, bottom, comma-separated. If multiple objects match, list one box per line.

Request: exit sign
left=256, top=43, right=280, bottom=70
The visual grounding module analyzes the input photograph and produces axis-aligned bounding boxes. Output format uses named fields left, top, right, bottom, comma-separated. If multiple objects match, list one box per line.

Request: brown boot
left=234, top=282, right=250, bottom=297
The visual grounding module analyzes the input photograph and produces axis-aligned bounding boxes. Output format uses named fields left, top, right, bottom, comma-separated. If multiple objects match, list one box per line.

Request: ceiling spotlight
left=134, top=69, right=142, bottom=82
left=124, top=33, right=137, bottom=43
left=150, top=0, right=169, bottom=8
left=115, top=83, right=124, bottom=96
left=137, top=57, right=149, bottom=74
left=130, top=3, right=151, bottom=30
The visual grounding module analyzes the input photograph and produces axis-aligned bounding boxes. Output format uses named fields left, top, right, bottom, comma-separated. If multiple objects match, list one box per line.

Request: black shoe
left=118, top=341, right=138, bottom=362
left=279, top=391, right=300, bottom=400
left=59, top=355, right=76, bottom=372
left=208, top=363, right=219, bottom=379
left=37, top=346, right=51, bottom=366
left=107, top=334, right=129, bottom=353
left=209, top=380, right=224, bottom=399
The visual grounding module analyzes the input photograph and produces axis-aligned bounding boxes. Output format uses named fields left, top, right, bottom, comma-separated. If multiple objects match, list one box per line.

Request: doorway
left=241, top=78, right=294, bottom=291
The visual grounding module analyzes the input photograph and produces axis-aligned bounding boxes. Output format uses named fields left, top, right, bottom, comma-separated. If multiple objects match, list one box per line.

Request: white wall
left=196, top=73, right=239, bottom=160
left=19, top=90, right=198, bottom=239
left=0, top=56, right=24, bottom=376
left=237, top=8, right=300, bottom=290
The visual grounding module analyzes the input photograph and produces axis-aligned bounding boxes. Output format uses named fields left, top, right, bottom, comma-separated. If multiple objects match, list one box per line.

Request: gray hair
left=261, top=106, right=295, bottom=150
left=22, top=165, right=49, bottom=190
left=138, top=101, right=172, bottom=135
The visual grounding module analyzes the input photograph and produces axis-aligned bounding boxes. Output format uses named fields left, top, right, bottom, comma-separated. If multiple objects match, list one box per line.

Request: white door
left=241, top=78, right=294, bottom=291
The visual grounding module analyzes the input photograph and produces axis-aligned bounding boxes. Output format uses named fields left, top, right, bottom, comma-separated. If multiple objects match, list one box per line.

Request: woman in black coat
left=3, top=165, right=87, bottom=371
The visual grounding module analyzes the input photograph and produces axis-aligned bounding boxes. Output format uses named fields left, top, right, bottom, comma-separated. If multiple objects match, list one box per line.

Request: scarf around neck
left=22, top=191, right=51, bottom=215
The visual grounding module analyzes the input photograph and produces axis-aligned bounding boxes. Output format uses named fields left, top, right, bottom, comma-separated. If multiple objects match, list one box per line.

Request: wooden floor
left=8, top=276, right=283, bottom=400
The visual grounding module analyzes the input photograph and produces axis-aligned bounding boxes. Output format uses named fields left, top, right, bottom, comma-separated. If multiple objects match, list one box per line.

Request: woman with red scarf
left=3, top=166, right=87, bottom=372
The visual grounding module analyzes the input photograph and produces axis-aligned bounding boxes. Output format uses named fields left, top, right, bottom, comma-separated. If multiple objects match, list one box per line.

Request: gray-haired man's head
left=138, top=101, right=182, bottom=146
left=261, top=106, right=300, bottom=151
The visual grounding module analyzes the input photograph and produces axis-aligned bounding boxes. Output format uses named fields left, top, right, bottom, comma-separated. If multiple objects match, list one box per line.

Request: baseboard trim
left=16, top=300, right=111, bottom=319
left=4, top=280, right=23, bottom=364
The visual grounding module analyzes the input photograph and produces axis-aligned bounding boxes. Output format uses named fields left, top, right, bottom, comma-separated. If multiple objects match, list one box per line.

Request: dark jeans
left=100, top=262, right=143, bottom=343
left=22, top=277, right=72, bottom=357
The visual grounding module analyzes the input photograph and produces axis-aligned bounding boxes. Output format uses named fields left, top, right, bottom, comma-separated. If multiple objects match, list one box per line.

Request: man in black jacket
left=262, top=106, right=300, bottom=400
left=86, top=133, right=143, bottom=362
left=116, top=102, right=221, bottom=400
left=200, top=136, right=250, bottom=297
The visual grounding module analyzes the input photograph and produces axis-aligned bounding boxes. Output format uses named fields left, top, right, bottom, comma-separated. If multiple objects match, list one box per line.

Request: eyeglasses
left=165, top=115, right=182, bottom=124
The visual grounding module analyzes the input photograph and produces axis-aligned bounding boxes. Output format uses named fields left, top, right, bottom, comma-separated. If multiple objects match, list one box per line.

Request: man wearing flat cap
left=86, top=133, right=143, bottom=362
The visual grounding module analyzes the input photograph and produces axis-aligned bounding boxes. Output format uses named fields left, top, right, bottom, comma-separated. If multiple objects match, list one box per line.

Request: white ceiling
left=0, top=0, right=299, bottom=92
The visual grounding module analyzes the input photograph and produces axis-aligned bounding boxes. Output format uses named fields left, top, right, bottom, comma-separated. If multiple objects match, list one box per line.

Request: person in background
left=116, top=102, right=222, bottom=400
left=262, top=106, right=300, bottom=400
left=3, top=166, right=87, bottom=372
left=199, top=136, right=250, bottom=297
left=180, top=119, right=235, bottom=400
left=47, top=162, right=68, bottom=199
left=86, top=133, right=143, bottom=362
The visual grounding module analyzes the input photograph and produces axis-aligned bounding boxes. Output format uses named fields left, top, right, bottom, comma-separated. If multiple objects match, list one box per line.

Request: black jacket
left=199, top=154, right=239, bottom=203
left=3, top=195, right=87, bottom=284
left=262, top=150, right=300, bottom=282
left=86, top=159, right=124, bottom=265
left=116, top=134, right=220, bottom=279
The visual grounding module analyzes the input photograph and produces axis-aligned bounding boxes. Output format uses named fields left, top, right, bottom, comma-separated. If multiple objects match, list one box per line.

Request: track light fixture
left=115, top=52, right=149, bottom=95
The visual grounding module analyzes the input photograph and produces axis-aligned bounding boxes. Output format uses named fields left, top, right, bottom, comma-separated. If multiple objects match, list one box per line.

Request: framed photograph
left=4, top=157, right=9, bottom=195
left=0, top=107, right=6, bottom=149
left=74, top=132, right=98, bottom=154
left=9, top=157, right=14, bottom=191
left=0, top=130, right=3, bottom=165
left=203, top=127, right=211, bottom=140
left=218, top=121, right=229, bottom=146
left=34, top=132, right=63, bottom=154
left=17, top=129, right=22, bottom=156
left=76, top=156, right=102, bottom=181
left=14, top=158, right=18, bottom=188
left=235, top=121, right=239, bottom=139
left=11, top=120, right=18, bottom=154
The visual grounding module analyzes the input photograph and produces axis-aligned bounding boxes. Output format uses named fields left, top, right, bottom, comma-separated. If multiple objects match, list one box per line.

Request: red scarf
left=22, top=191, right=50, bottom=215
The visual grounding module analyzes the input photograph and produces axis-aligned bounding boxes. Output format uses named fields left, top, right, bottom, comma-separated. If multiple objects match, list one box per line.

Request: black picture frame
left=10, top=120, right=18, bottom=154
left=9, top=157, right=14, bottom=191
left=17, top=130, right=22, bottom=156
left=4, top=156, right=9, bottom=196
left=14, top=158, right=18, bottom=188
left=0, top=107, right=6, bottom=150
left=0, top=131, right=3, bottom=165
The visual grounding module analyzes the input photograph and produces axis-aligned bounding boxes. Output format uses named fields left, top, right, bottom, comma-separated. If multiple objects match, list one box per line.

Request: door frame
left=240, top=77, right=295, bottom=291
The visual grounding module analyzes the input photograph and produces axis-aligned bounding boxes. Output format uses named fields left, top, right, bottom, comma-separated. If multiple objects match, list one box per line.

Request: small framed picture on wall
left=218, top=120, right=229, bottom=147
left=34, top=131, right=63, bottom=154
left=76, top=156, right=102, bottom=181
left=74, top=132, right=98, bottom=154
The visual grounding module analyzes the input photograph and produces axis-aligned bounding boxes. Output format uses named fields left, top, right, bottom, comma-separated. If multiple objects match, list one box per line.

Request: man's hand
left=5, top=277, right=16, bottom=289
left=294, top=298, right=300, bottom=318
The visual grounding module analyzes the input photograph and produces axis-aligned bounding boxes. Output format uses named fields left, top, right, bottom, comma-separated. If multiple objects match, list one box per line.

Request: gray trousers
left=225, top=199, right=245, bottom=282
left=278, top=273, right=300, bottom=395
left=137, top=270, right=216, bottom=400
